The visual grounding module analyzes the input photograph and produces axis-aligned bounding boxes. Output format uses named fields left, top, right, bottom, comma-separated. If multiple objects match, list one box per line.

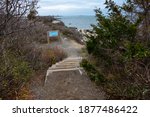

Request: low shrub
left=41, top=47, right=67, bottom=66
left=80, top=59, right=106, bottom=84
left=0, top=45, right=67, bottom=99
left=0, top=51, right=32, bottom=99
left=62, top=28, right=84, bottom=45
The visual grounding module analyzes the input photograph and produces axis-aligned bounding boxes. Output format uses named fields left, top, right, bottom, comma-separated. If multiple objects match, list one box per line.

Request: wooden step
left=46, top=57, right=83, bottom=75
left=47, top=67, right=83, bottom=72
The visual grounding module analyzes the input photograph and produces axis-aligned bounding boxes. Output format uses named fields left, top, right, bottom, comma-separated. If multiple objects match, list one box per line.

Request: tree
left=0, top=0, right=38, bottom=99
left=27, top=9, right=38, bottom=21
left=0, top=0, right=38, bottom=37
left=122, top=0, right=150, bottom=41
left=27, top=0, right=38, bottom=21
left=0, top=0, right=38, bottom=63
left=85, top=0, right=150, bottom=99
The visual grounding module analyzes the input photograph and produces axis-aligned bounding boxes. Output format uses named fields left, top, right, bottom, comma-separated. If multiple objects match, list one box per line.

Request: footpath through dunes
left=31, top=37, right=105, bottom=99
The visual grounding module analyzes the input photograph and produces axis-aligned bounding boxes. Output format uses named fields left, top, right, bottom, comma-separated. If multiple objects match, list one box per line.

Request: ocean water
left=60, top=16, right=97, bottom=29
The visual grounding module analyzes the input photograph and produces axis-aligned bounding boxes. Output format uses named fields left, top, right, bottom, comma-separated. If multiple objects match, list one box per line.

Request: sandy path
left=31, top=37, right=105, bottom=99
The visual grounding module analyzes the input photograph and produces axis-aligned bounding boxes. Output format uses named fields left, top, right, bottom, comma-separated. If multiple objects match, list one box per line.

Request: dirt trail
left=31, top=37, right=105, bottom=99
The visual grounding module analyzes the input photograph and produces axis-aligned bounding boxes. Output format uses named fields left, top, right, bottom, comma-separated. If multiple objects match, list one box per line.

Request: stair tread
left=48, top=66, right=80, bottom=70
left=47, top=57, right=82, bottom=72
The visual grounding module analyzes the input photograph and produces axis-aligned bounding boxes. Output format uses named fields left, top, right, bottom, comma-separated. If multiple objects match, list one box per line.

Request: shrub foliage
left=84, top=0, right=150, bottom=99
left=0, top=1, right=67, bottom=99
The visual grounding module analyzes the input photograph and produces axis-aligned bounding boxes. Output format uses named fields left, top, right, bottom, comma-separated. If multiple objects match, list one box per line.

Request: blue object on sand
left=49, top=31, right=59, bottom=37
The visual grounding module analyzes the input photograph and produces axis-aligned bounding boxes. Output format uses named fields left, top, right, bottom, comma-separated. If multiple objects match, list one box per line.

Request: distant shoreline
left=59, top=15, right=97, bottom=29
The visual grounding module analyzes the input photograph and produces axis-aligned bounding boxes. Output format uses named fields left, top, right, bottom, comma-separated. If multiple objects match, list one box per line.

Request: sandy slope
left=30, top=37, right=105, bottom=99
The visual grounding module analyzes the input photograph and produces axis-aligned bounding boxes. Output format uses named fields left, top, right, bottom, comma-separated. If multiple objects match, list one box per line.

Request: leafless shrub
left=0, top=0, right=38, bottom=36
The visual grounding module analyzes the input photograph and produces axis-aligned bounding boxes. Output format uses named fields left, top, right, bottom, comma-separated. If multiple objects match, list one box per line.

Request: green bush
left=123, top=42, right=150, bottom=60
left=12, top=61, right=32, bottom=82
left=84, top=0, right=150, bottom=99
left=80, top=59, right=106, bottom=84
left=0, top=51, right=32, bottom=99
left=105, top=80, right=144, bottom=99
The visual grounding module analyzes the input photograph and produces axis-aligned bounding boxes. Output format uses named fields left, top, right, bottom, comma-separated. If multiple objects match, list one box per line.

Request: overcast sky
left=37, top=0, right=124, bottom=16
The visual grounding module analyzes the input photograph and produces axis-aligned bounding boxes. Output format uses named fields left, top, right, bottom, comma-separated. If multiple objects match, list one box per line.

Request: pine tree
left=85, top=0, right=150, bottom=99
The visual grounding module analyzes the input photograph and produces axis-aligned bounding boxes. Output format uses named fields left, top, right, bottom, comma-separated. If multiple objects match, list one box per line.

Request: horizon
left=38, top=15, right=96, bottom=16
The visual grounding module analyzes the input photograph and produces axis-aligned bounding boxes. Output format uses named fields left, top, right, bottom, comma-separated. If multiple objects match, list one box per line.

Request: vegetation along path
left=31, top=37, right=105, bottom=99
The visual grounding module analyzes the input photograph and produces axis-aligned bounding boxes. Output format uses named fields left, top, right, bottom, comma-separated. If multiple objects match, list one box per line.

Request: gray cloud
left=37, top=0, right=123, bottom=16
